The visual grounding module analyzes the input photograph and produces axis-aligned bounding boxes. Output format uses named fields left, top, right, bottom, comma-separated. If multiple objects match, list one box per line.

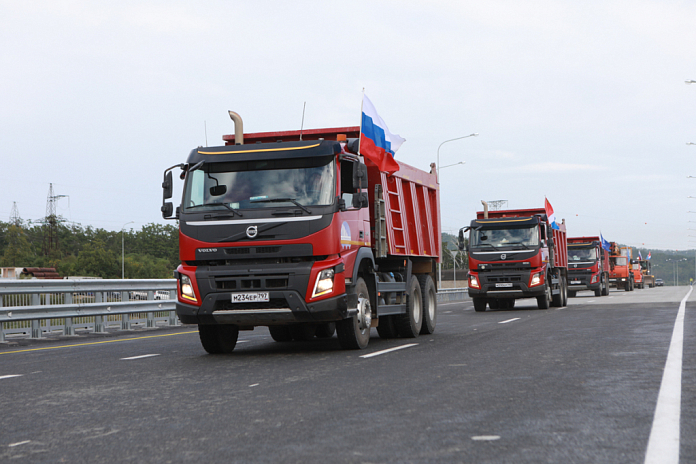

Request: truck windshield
left=470, top=225, right=539, bottom=249
left=611, top=256, right=628, bottom=266
left=182, top=156, right=335, bottom=211
left=568, top=247, right=597, bottom=261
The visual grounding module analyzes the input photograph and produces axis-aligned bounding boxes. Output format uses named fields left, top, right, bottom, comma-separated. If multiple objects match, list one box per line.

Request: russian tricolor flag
left=360, top=95, right=404, bottom=174
left=545, top=198, right=560, bottom=230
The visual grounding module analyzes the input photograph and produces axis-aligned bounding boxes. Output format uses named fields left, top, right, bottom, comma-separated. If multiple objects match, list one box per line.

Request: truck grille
left=215, top=275, right=289, bottom=290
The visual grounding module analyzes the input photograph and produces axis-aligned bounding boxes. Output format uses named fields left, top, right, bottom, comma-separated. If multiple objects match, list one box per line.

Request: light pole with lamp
left=121, top=221, right=134, bottom=279
left=437, top=133, right=478, bottom=288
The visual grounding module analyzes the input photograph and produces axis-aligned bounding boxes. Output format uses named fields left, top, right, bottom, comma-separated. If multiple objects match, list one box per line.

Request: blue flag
left=600, top=233, right=611, bottom=251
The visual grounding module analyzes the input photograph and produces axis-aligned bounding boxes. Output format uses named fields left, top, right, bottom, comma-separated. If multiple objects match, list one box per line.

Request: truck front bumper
left=176, top=290, right=348, bottom=326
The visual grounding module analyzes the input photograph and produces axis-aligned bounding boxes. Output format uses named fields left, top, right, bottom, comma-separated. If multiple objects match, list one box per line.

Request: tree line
left=0, top=220, right=178, bottom=279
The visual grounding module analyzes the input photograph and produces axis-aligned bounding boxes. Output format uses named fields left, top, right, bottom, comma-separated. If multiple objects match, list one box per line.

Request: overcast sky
left=2, top=1, right=695, bottom=250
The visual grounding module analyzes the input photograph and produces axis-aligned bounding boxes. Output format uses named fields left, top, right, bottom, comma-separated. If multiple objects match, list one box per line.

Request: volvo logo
left=246, top=226, right=258, bottom=239
left=500, top=254, right=506, bottom=260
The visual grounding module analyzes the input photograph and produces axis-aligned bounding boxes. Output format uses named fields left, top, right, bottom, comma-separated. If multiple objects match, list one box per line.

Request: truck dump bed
left=369, top=162, right=440, bottom=260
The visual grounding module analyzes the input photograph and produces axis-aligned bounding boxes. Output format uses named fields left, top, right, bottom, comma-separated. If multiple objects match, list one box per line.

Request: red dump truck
left=567, top=236, right=610, bottom=297
left=161, top=113, right=441, bottom=353
left=459, top=203, right=568, bottom=311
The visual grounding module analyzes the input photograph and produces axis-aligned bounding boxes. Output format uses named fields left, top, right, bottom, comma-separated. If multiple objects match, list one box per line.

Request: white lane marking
left=360, top=343, right=418, bottom=358
left=120, top=354, right=160, bottom=360
left=644, top=286, right=692, bottom=464
left=471, top=435, right=500, bottom=441
left=498, top=318, right=520, bottom=324
left=586, top=300, right=595, bottom=303
left=0, top=375, right=23, bottom=380
left=8, top=440, right=31, bottom=447
left=249, top=383, right=259, bottom=387
left=237, top=340, right=250, bottom=343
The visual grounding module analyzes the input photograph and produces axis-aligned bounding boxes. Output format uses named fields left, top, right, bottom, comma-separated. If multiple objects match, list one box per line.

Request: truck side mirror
left=352, top=192, right=369, bottom=209
left=161, top=202, right=174, bottom=218
left=458, top=229, right=465, bottom=250
left=163, top=171, right=173, bottom=200
left=353, top=163, right=368, bottom=190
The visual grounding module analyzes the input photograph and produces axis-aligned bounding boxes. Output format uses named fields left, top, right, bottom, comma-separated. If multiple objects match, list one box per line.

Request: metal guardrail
left=1, top=279, right=470, bottom=342
left=0, top=279, right=178, bottom=342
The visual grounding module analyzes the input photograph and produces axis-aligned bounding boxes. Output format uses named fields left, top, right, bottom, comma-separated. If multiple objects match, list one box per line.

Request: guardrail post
left=31, top=319, right=42, bottom=339
left=147, top=311, right=155, bottom=328
left=168, top=311, right=179, bottom=326
left=121, top=313, right=131, bottom=331
left=0, top=323, right=5, bottom=343
left=94, top=291, right=105, bottom=333
left=64, top=292, right=74, bottom=336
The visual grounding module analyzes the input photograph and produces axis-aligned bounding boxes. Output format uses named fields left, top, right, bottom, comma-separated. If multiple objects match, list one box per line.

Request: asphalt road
left=1, top=286, right=694, bottom=464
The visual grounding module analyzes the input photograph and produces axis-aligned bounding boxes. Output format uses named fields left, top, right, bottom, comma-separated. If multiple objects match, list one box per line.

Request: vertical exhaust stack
left=481, top=200, right=489, bottom=219
left=228, top=111, right=244, bottom=145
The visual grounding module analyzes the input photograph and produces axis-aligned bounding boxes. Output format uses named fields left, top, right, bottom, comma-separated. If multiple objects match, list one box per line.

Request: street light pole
left=436, top=133, right=478, bottom=289
left=121, top=221, right=134, bottom=279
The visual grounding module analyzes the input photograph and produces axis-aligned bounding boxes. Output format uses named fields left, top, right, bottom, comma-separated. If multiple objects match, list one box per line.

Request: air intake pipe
left=481, top=200, right=489, bottom=219
left=228, top=111, right=244, bottom=145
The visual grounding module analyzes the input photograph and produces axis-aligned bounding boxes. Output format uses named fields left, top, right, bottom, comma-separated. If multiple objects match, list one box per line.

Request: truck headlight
left=312, top=268, right=335, bottom=298
left=530, top=272, right=542, bottom=287
left=469, top=274, right=480, bottom=289
left=591, top=274, right=599, bottom=284
left=180, top=274, right=197, bottom=302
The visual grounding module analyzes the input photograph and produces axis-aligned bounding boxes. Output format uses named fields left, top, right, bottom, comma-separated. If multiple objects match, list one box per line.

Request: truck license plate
left=495, top=283, right=513, bottom=288
left=571, top=280, right=581, bottom=284
left=231, top=292, right=270, bottom=303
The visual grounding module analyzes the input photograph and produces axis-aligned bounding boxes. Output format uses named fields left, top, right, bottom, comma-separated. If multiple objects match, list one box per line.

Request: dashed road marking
left=471, top=435, right=500, bottom=441
left=0, top=375, right=23, bottom=380
left=8, top=440, right=31, bottom=447
left=120, top=354, right=160, bottom=360
left=498, top=318, right=520, bottom=324
left=360, top=344, right=418, bottom=358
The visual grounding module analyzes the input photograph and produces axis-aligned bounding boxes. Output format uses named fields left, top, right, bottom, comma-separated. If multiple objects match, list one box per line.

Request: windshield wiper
left=189, top=202, right=243, bottom=217
left=472, top=243, right=497, bottom=250
left=250, top=198, right=311, bottom=214
left=506, top=242, right=531, bottom=250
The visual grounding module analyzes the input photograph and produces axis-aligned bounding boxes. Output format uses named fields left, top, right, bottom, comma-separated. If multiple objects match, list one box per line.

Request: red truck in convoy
left=567, top=236, right=610, bottom=297
left=608, top=242, right=633, bottom=291
left=631, top=259, right=644, bottom=289
left=609, top=242, right=634, bottom=292
left=161, top=113, right=441, bottom=353
left=459, top=202, right=568, bottom=311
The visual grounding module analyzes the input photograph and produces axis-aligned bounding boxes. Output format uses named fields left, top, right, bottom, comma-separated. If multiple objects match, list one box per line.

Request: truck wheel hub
left=357, top=298, right=372, bottom=331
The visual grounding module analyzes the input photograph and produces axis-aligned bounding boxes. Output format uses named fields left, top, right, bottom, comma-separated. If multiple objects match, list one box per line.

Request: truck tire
left=268, top=325, right=293, bottom=342
left=376, top=315, right=399, bottom=339
left=594, top=287, right=601, bottom=297
left=625, top=281, right=631, bottom=292
left=602, top=276, right=609, bottom=296
left=537, top=283, right=551, bottom=309
left=337, top=277, right=372, bottom=349
left=315, top=323, right=336, bottom=339
left=473, top=297, right=487, bottom=312
left=418, top=275, right=437, bottom=335
left=488, top=299, right=500, bottom=310
left=551, top=272, right=563, bottom=307
left=198, top=324, right=239, bottom=354
left=396, top=276, right=423, bottom=337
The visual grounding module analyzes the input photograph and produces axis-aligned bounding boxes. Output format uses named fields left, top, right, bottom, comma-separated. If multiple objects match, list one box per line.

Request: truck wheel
left=602, top=276, right=609, bottom=296
left=418, top=275, right=437, bottom=335
left=315, top=323, right=336, bottom=339
left=268, top=325, right=293, bottom=342
left=594, top=287, right=601, bottom=297
left=397, top=276, right=423, bottom=337
left=625, top=281, right=631, bottom=292
left=198, top=324, right=239, bottom=354
left=488, top=299, right=500, bottom=310
left=473, top=297, right=487, bottom=312
left=561, top=278, right=568, bottom=307
left=376, top=315, right=399, bottom=339
left=337, top=277, right=372, bottom=349
left=537, top=283, right=551, bottom=309
left=551, top=274, right=563, bottom=307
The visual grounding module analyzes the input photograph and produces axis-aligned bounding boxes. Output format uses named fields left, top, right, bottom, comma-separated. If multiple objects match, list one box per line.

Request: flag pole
left=358, top=88, right=365, bottom=155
